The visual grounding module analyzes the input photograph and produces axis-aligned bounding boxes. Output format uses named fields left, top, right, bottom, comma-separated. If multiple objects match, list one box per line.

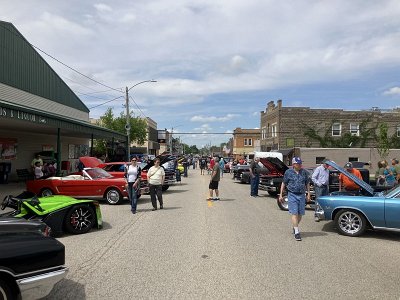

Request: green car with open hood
left=1, top=192, right=102, bottom=236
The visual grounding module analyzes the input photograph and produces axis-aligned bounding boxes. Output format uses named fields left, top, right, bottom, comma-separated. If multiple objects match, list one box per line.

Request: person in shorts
left=199, top=157, right=207, bottom=175
left=208, top=157, right=221, bottom=200
left=279, top=157, right=311, bottom=241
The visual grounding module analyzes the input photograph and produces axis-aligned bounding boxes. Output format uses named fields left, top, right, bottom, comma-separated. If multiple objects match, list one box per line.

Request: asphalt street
left=43, top=169, right=400, bottom=300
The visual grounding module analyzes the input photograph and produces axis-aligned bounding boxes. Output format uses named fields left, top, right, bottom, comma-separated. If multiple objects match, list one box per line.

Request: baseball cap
left=344, top=162, right=353, bottom=168
left=292, top=157, right=302, bottom=165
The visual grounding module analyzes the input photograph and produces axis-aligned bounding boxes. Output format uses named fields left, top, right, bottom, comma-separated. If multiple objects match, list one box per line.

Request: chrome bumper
left=315, top=206, right=325, bottom=221
left=17, top=267, right=68, bottom=300
left=165, top=179, right=176, bottom=185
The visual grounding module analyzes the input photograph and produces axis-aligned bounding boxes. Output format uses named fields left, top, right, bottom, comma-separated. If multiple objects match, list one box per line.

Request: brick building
left=232, top=128, right=261, bottom=160
left=260, top=100, right=400, bottom=151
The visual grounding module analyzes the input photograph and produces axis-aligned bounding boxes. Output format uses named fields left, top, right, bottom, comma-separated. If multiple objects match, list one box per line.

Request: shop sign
left=0, top=107, right=47, bottom=124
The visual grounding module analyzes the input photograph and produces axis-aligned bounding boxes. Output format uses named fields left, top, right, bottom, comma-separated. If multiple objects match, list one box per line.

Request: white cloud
left=94, top=3, right=112, bottom=12
left=383, top=87, right=400, bottom=95
left=190, top=114, right=240, bottom=122
left=193, top=124, right=212, bottom=131
left=3, top=0, right=400, bottom=146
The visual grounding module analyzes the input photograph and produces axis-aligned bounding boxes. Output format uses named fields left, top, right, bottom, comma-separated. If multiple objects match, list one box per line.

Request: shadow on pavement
left=357, top=229, right=400, bottom=241
left=164, top=190, right=189, bottom=194
left=44, top=279, right=86, bottom=299
left=219, top=198, right=235, bottom=201
left=301, top=231, right=328, bottom=238
left=320, top=222, right=338, bottom=233
left=137, top=206, right=182, bottom=212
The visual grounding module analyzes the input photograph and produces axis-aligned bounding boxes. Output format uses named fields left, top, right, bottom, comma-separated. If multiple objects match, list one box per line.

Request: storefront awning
left=0, top=100, right=126, bottom=141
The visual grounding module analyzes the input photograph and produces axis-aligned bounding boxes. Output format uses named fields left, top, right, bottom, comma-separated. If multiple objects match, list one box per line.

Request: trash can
left=0, top=162, right=11, bottom=184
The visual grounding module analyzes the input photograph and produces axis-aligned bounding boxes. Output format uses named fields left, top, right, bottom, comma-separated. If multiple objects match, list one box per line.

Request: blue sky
left=2, top=0, right=400, bottom=147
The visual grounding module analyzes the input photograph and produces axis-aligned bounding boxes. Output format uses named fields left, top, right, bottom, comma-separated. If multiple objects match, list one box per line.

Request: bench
left=16, top=168, right=34, bottom=182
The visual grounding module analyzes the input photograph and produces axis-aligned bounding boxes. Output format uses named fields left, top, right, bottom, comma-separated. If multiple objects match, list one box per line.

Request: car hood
left=79, top=156, right=103, bottom=168
left=325, top=160, right=374, bottom=196
left=0, top=217, right=46, bottom=233
left=259, top=157, right=288, bottom=175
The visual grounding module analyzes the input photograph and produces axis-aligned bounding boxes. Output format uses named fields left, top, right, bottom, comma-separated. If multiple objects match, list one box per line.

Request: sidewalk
left=0, top=182, right=26, bottom=201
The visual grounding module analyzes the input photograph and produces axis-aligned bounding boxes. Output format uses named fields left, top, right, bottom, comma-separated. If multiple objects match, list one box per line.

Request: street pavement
left=17, top=169, right=400, bottom=299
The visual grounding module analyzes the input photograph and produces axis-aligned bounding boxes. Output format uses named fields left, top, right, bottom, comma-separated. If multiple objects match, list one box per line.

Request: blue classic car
left=316, top=160, right=400, bottom=237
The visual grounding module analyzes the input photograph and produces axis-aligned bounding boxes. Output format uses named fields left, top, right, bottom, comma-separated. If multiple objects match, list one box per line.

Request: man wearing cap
left=312, top=159, right=330, bottom=222
left=279, top=157, right=311, bottom=241
left=339, top=162, right=363, bottom=193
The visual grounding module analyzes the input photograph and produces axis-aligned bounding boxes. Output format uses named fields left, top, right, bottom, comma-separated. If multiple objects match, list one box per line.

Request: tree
left=376, top=123, right=390, bottom=159
left=94, top=108, right=148, bottom=155
left=302, top=118, right=376, bottom=148
left=189, top=145, right=199, bottom=154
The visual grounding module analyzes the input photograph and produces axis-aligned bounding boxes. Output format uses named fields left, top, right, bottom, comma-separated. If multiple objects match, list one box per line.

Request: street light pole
left=125, top=86, right=130, bottom=161
left=125, top=80, right=157, bottom=161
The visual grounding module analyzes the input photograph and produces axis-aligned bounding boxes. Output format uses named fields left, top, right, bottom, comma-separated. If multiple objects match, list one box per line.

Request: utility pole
left=125, top=86, right=131, bottom=162
left=124, top=80, right=157, bottom=162
left=170, top=127, right=173, bottom=155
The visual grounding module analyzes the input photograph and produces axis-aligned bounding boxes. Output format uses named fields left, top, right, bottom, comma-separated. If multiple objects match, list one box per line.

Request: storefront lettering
left=0, top=107, right=47, bottom=124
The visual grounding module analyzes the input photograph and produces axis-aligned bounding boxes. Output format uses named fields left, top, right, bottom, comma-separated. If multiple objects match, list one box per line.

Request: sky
left=1, top=0, right=400, bottom=148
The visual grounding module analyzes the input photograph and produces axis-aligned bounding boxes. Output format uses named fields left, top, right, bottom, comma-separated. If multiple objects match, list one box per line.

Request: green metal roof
left=0, top=21, right=89, bottom=113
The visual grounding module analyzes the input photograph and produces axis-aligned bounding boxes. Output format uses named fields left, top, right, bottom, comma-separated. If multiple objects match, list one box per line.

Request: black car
left=0, top=218, right=68, bottom=300
left=240, top=167, right=270, bottom=184
left=232, top=164, right=250, bottom=181
left=259, top=157, right=288, bottom=196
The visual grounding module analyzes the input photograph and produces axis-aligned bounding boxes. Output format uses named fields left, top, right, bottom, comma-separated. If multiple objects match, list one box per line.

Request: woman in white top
left=147, top=158, right=165, bottom=211
left=126, top=157, right=141, bottom=214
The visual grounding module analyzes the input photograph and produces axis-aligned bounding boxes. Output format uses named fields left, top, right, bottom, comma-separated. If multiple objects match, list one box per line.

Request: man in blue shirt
left=279, top=157, right=311, bottom=241
left=311, top=159, right=330, bottom=222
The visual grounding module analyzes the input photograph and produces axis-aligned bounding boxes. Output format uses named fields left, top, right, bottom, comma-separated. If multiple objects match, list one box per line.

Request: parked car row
left=0, top=154, right=182, bottom=299
left=234, top=156, right=400, bottom=238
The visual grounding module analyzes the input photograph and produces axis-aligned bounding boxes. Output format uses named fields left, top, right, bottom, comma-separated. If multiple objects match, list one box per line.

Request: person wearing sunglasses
left=125, top=157, right=141, bottom=214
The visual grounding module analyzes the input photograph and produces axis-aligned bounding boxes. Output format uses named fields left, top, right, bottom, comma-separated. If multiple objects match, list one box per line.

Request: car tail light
left=42, top=225, right=51, bottom=237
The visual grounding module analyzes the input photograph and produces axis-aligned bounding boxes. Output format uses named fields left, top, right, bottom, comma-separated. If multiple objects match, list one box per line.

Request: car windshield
left=85, top=168, right=113, bottom=179
left=382, top=185, right=400, bottom=198
left=103, top=164, right=125, bottom=172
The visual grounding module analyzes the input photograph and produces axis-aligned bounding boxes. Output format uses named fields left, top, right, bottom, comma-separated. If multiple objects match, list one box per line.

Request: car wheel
left=105, top=188, right=122, bottom=205
left=64, top=204, right=95, bottom=234
left=40, top=188, right=53, bottom=197
left=162, top=185, right=169, bottom=191
left=268, top=191, right=278, bottom=197
left=334, top=209, right=367, bottom=237
left=277, top=195, right=289, bottom=211
left=0, top=278, right=15, bottom=300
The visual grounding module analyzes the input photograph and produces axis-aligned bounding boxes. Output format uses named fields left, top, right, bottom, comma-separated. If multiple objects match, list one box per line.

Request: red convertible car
left=26, top=168, right=128, bottom=205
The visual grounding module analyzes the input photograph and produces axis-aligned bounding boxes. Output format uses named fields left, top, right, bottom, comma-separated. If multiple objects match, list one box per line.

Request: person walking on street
left=200, top=157, right=207, bottom=175
left=311, top=159, right=330, bottom=222
left=208, top=157, right=221, bottom=200
left=219, top=157, right=225, bottom=178
left=339, top=162, right=363, bottom=194
left=125, top=157, right=141, bottom=214
left=147, top=158, right=165, bottom=211
left=249, top=157, right=261, bottom=197
left=279, top=157, right=311, bottom=241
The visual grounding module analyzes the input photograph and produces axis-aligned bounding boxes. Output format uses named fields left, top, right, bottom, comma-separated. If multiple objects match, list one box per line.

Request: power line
left=77, top=88, right=124, bottom=96
left=62, top=76, right=122, bottom=101
left=0, top=22, right=122, bottom=93
left=88, top=95, right=124, bottom=109
left=129, top=96, right=147, bottom=119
